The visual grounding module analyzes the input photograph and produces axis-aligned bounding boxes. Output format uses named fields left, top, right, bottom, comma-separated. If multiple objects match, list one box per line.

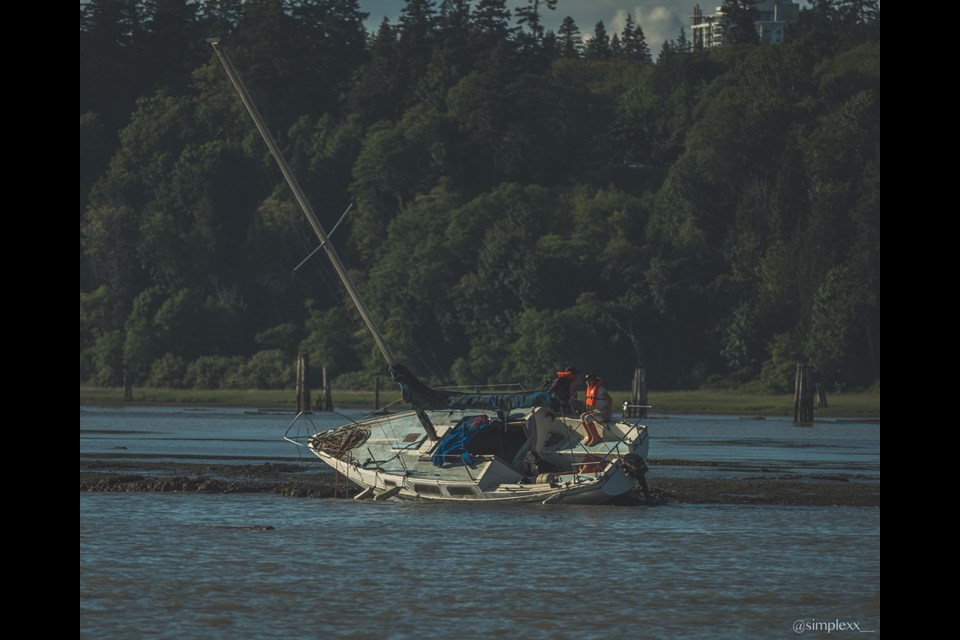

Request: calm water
left=80, top=407, right=881, bottom=638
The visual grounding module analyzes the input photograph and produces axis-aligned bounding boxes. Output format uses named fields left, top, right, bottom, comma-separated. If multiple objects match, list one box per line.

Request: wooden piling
left=320, top=365, right=333, bottom=411
left=123, top=374, right=133, bottom=402
left=628, top=368, right=647, bottom=418
left=374, top=377, right=381, bottom=411
left=296, top=351, right=311, bottom=413
left=793, top=363, right=814, bottom=425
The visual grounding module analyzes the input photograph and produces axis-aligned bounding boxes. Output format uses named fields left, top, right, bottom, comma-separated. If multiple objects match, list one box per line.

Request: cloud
left=575, top=3, right=689, bottom=55
left=358, top=1, right=692, bottom=57
left=635, top=5, right=686, bottom=52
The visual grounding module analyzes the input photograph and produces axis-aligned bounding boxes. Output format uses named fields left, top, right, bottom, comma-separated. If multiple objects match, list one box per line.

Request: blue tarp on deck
left=431, top=415, right=495, bottom=467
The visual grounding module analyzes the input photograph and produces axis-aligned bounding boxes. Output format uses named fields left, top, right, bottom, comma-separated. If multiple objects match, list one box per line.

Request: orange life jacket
left=585, top=379, right=605, bottom=408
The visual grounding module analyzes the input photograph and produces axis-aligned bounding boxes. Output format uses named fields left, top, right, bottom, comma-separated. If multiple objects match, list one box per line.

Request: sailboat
left=209, top=40, right=651, bottom=504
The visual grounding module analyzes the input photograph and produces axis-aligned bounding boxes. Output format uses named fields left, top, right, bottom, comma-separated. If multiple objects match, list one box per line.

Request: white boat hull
left=214, top=43, right=653, bottom=508
left=292, top=407, right=650, bottom=505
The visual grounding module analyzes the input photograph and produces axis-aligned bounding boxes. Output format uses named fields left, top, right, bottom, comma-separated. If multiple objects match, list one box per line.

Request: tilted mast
left=208, top=38, right=395, bottom=367
left=209, top=39, right=440, bottom=440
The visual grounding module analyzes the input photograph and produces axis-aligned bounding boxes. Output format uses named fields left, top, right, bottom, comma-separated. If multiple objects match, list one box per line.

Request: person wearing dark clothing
left=547, top=366, right=579, bottom=414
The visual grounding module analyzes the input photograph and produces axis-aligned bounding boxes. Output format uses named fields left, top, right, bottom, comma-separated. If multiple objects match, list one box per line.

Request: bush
left=332, top=370, right=382, bottom=390
left=146, top=353, right=187, bottom=388
left=225, top=350, right=291, bottom=389
left=756, top=332, right=804, bottom=394
left=185, top=355, right=245, bottom=389
left=88, top=331, right=125, bottom=386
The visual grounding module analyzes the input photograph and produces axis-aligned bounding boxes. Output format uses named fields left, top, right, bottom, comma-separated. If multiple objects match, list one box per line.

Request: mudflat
left=80, top=460, right=879, bottom=507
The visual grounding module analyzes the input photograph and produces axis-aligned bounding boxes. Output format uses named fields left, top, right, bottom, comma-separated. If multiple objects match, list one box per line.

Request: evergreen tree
left=438, top=0, right=471, bottom=37
left=140, top=0, right=203, bottom=95
left=198, top=0, right=244, bottom=35
left=289, top=0, right=370, bottom=118
left=77, top=0, right=881, bottom=390
left=657, top=38, right=674, bottom=63
left=610, top=33, right=623, bottom=57
left=472, top=0, right=513, bottom=44
left=398, top=0, right=439, bottom=97
left=586, top=21, right=611, bottom=59
left=557, top=15, right=582, bottom=58
left=676, top=27, right=690, bottom=54
left=515, top=0, right=558, bottom=43
left=621, top=13, right=652, bottom=63
left=79, top=0, right=142, bottom=127
left=347, top=18, right=403, bottom=124
left=721, top=0, right=760, bottom=45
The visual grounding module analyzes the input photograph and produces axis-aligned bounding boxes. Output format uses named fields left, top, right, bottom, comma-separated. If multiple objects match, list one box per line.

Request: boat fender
left=622, top=453, right=649, bottom=479
left=374, top=485, right=402, bottom=501
left=535, top=473, right=557, bottom=485
left=354, top=486, right=375, bottom=500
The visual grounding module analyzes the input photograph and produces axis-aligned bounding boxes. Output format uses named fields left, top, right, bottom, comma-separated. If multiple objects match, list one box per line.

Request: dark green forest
left=79, top=0, right=880, bottom=393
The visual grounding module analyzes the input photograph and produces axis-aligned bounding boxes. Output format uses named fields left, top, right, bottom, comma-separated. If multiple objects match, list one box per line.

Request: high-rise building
left=691, top=2, right=800, bottom=49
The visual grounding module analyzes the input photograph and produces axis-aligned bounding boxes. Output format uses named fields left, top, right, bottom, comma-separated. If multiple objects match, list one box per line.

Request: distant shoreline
left=79, top=386, right=880, bottom=420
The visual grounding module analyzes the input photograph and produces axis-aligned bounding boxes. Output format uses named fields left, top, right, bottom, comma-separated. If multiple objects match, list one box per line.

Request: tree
left=557, top=16, right=582, bottom=58
left=471, top=0, right=514, bottom=47
left=349, top=112, right=449, bottom=260
left=657, top=39, right=674, bottom=64
left=139, top=0, right=203, bottom=96
left=347, top=18, right=404, bottom=124
left=438, top=0, right=472, bottom=45
left=676, top=28, right=690, bottom=55
left=77, top=0, right=880, bottom=391
left=515, top=0, right=558, bottom=44
left=805, top=264, right=875, bottom=389
left=398, top=0, right=439, bottom=86
left=199, top=0, right=304, bottom=131
left=198, top=0, right=244, bottom=35
left=610, top=33, right=623, bottom=57
left=586, top=21, right=612, bottom=60
left=79, top=0, right=141, bottom=126
left=721, top=0, right=760, bottom=45
left=620, top=14, right=651, bottom=63
left=289, top=0, right=370, bottom=118
left=300, top=303, right=363, bottom=379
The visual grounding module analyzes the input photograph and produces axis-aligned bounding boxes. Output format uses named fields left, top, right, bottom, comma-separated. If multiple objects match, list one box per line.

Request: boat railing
left=432, top=382, right=531, bottom=393
left=283, top=411, right=319, bottom=449
left=621, top=403, right=652, bottom=421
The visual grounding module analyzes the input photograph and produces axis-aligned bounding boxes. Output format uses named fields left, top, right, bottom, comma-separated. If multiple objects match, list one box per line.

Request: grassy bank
left=79, top=386, right=879, bottom=419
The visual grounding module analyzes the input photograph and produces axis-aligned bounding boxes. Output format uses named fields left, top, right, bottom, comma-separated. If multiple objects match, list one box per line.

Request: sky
left=356, top=1, right=710, bottom=58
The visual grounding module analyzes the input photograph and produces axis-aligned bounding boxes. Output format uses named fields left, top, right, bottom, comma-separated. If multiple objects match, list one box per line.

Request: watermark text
left=793, top=619, right=873, bottom=634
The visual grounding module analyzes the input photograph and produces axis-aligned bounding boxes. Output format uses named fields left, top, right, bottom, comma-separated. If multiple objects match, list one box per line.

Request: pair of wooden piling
left=295, top=351, right=384, bottom=413
left=794, top=363, right=827, bottom=425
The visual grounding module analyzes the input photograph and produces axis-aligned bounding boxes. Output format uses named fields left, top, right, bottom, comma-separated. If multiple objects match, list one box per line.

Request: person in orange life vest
left=580, top=373, right=612, bottom=446
left=547, top=366, right=579, bottom=414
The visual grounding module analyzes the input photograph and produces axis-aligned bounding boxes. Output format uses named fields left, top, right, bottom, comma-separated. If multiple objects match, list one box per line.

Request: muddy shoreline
left=80, top=460, right=879, bottom=507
